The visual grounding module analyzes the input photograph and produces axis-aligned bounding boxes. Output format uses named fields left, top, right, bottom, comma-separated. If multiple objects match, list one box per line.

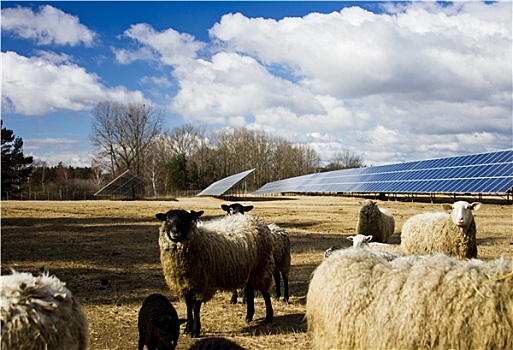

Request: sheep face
left=156, top=209, right=204, bottom=243
left=347, top=234, right=373, bottom=247
left=442, top=201, right=481, bottom=229
left=359, top=200, right=377, bottom=219
left=221, top=203, right=254, bottom=215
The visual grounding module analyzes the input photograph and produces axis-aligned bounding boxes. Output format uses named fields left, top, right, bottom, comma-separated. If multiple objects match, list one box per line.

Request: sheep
left=1, top=269, right=89, bottom=350
left=156, top=209, right=275, bottom=338
left=188, top=337, right=246, bottom=350
left=306, top=247, right=513, bottom=349
left=221, top=203, right=291, bottom=304
left=347, top=234, right=404, bottom=259
left=355, top=199, right=395, bottom=243
left=138, top=293, right=186, bottom=350
left=401, top=201, right=481, bottom=259
left=221, top=203, right=254, bottom=216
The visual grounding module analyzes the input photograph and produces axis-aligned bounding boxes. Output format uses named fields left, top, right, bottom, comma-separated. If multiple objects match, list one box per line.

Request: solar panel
left=197, top=169, right=255, bottom=196
left=94, top=170, right=148, bottom=198
left=253, top=150, right=513, bottom=195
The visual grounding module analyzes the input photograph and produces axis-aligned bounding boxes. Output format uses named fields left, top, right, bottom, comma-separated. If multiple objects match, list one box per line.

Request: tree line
left=1, top=101, right=363, bottom=200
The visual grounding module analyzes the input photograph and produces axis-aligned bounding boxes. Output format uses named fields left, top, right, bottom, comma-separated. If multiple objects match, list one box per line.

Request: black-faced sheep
left=401, top=201, right=481, bottom=259
left=138, top=293, right=186, bottom=350
left=355, top=199, right=395, bottom=242
left=306, top=247, right=513, bottom=349
left=156, top=209, right=275, bottom=338
left=221, top=203, right=291, bottom=304
left=1, top=270, right=89, bottom=350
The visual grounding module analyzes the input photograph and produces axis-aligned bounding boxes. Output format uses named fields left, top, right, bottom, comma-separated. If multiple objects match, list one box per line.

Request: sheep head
left=442, top=201, right=481, bottom=229
left=156, top=209, right=204, bottom=243
left=347, top=234, right=373, bottom=247
left=221, top=203, right=254, bottom=215
left=359, top=200, right=377, bottom=219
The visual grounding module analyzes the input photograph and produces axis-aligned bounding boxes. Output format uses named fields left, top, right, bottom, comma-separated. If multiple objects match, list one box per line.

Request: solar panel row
left=253, top=150, right=513, bottom=195
left=197, top=169, right=255, bottom=196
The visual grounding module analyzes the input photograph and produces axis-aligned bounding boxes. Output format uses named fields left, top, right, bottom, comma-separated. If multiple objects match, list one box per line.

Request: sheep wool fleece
left=159, top=214, right=275, bottom=302
left=306, top=248, right=513, bottom=349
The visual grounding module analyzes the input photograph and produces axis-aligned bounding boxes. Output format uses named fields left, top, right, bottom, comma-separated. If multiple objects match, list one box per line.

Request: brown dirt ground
left=2, top=195, right=512, bottom=349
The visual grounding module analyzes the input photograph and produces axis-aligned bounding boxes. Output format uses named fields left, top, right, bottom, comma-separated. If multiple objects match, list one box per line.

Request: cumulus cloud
left=114, top=23, right=204, bottom=65
left=170, top=52, right=328, bottom=126
left=1, top=5, right=97, bottom=46
left=202, top=1, right=511, bottom=164
left=1, top=51, right=146, bottom=115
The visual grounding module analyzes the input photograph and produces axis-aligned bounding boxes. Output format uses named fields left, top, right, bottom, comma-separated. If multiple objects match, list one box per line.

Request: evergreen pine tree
left=1, top=125, right=34, bottom=199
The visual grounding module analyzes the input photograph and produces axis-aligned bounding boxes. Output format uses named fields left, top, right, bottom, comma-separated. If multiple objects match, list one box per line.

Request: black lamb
left=138, top=293, right=186, bottom=350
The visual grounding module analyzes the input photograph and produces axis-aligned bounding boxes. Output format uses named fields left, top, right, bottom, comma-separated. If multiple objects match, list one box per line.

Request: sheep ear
left=190, top=210, right=204, bottom=220
left=244, top=205, right=254, bottom=212
left=365, top=235, right=373, bottom=242
left=470, top=202, right=481, bottom=211
left=347, top=236, right=354, bottom=241
left=156, top=213, right=167, bottom=221
left=221, top=204, right=230, bottom=212
left=442, top=204, right=452, bottom=211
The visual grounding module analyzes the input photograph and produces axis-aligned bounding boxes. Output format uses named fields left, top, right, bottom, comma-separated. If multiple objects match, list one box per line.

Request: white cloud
left=29, top=151, right=94, bottom=168
left=201, top=2, right=511, bottom=164
left=24, top=137, right=95, bottom=167
left=1, top=5, right=97, bottom=47
left=1, top=51, right=146, bottom=115
left=170, top=52, right=326, bottom=126
left=114, top=23, right=204, bottom=66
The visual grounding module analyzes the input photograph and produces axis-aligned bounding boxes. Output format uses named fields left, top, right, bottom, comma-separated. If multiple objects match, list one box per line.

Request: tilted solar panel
left=253, top=150, right=513, bottom=195
left=197, top=169, right=255, bottom=196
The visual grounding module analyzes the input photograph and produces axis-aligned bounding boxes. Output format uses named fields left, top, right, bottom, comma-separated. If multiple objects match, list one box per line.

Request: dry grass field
left=2, top=195, right=512, bottom=349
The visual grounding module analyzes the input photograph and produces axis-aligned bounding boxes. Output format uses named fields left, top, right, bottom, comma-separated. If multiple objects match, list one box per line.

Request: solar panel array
left=253, top=150, right=513, bottom=195
left=197, top=169, right=255, bottom=196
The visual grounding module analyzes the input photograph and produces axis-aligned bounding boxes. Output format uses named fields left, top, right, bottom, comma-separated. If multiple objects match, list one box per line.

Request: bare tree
left=325, top=149, right=364, bottom=171
left=212, top=127, right=320, bottom=189
left=91, top=101, right=163, bottom=175
left=166, top=124, right=204, bottom=157
left=144, top=134, right=174, bottom=197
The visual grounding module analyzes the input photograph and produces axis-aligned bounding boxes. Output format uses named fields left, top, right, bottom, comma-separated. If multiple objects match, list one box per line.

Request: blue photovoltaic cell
left=197, top=169, right=255, bottom=196
left=253, top=150, right=513, bottom=195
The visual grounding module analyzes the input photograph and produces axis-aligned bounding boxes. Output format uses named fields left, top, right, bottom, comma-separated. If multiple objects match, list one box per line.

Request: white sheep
left=306, top=247, right=513, bottom=349
left=1, top=270, right=89, bottom=350
left=156, top=209, right=275, bottom=338
left=347, top=234, right=403, bottom=260
left=401, top=201, right=481, bottom=259
left=222, top=203, right=291, bottom=304
left=355, top=199, right=395, bottom=243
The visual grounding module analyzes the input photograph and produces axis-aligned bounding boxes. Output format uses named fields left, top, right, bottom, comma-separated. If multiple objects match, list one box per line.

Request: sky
left=1, top=1, right=512, bottom=168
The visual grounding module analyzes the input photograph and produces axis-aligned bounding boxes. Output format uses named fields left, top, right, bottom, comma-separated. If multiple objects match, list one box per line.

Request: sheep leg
left=184, top=292, right=202, bottom=338
left=137, top=335, right=145, bottom=350
left=244, top=285, right=255, bottom=322
left=230, top=290, right=238, bottom=304
left=282, top=273, right=289, bottom=304
left=274, top=271, right=281, bottom=300
left=262, top=290, right=274, bottom=322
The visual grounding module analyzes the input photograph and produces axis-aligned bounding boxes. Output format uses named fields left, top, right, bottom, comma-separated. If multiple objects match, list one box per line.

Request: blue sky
left=1, top=1, right=512, bottom=167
